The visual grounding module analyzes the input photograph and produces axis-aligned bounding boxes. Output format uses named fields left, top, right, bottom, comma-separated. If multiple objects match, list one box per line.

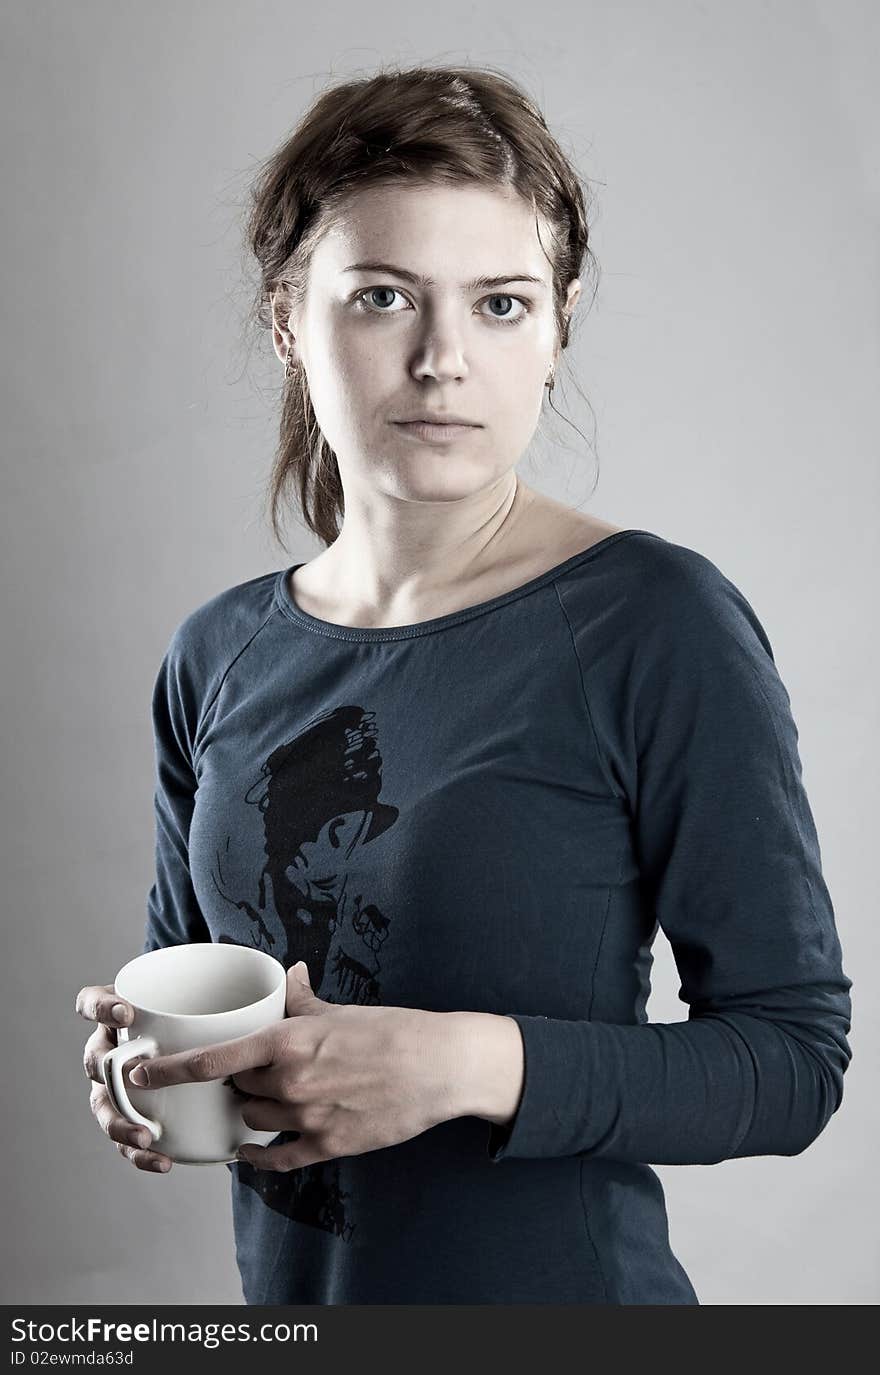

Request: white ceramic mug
left=101, top=942, right=288, bottom=1165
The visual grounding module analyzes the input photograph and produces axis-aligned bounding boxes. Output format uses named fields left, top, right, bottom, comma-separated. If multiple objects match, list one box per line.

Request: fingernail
left=129, top=1065, right=148, bottom=1086
left=236, top=1147, right=252, bottom=1162
left=112, top=1003, right=129, bottom=1023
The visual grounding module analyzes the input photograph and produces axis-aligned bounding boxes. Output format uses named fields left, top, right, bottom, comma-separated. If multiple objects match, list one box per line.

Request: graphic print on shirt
left=212, top=705, right=399, bottom=1245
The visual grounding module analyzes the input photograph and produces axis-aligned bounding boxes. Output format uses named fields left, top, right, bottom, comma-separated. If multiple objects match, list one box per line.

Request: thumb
left=291, top=960, right=312, bottom=988
left=284, top=960, right=329, bottom=1018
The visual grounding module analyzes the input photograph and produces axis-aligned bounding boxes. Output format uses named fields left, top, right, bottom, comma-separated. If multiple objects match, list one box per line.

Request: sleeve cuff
left=484, top=1014, right=561, bottom=1163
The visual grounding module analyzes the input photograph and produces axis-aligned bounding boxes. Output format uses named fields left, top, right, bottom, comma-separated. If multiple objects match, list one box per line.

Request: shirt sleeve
left=486, top=555, right=853, bottom=1165
left=143, top=626, right=212, bottom=952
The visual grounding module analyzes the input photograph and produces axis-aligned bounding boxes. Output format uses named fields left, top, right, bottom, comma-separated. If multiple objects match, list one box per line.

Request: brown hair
left=244, top=62, right=598, bottom=552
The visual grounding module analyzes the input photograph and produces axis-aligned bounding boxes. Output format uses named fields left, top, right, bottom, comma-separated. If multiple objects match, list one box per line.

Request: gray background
left=2, top=0, right=876, bottom=1305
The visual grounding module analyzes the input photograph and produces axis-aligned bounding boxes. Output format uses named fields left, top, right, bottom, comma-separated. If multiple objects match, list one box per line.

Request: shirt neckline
left=273, top=528, right=654, bottom=642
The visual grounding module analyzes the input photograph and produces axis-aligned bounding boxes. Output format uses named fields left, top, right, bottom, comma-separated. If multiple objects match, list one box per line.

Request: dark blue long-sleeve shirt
left=142, top=528, right=852, bottom=1304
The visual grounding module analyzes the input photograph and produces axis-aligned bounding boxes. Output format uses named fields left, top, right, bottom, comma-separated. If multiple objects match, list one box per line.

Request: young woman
left=76, top=63, right=852, bottom=1305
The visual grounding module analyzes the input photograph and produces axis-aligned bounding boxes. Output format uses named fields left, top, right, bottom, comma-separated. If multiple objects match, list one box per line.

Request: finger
left=89, top=1081, right=171, bottom=1165
left=82, top=1020, right=117, bottom=1083
left=115, top=1140, right=174, bottom=1173
left=238, top=1134, right=330, bottom=1173
left=75, top=983, right=135, bottom=1030
left=90, top=1079, right=150, bottom=1147
left=226, top=1061, right=284, bottom=1097
left=89, top=1081, right=173, bottom=1170
left=130, top=1026, right=276, bottom=1090
left=239, top=1096, right=302, bottom=1132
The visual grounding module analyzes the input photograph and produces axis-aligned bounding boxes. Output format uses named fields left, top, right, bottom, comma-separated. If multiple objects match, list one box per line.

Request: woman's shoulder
left=554, top=521, right=775, bottom=664
left=160, top=567, right=281, bottom=679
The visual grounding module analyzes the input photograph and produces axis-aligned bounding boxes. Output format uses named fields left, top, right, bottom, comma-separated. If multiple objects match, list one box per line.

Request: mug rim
left=114, top=942, right=287, bottom=1020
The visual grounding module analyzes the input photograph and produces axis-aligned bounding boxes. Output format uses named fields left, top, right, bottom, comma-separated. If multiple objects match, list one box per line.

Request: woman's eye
left=357, top=286, right=407, bottom=314
left=482, top=294, right=529, bottom=325
left=355, top=288, right=529, bottom=326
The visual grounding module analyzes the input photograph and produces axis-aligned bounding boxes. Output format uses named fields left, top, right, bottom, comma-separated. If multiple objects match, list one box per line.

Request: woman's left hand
left=125, top=962, right=459, bottom=1171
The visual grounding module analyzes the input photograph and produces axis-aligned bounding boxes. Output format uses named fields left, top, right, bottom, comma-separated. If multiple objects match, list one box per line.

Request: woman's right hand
left=76, top=982, right=174, bottom=1174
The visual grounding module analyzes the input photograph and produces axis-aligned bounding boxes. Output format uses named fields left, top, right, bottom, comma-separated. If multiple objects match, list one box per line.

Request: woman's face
left=273, top=181, right=580, bottom=504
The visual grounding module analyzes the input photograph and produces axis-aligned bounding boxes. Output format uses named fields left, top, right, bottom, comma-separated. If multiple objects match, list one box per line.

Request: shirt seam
left=191, top=605, right=279, bottom=772
left=579, top=1158, right=611, bottom=1302
left=552, top=581, right=626, bottom=802
left=586, top=835, right=622, bottom=1019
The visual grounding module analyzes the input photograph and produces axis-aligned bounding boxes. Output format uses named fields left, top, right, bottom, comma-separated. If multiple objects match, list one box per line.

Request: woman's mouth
left=392, top=420, right=481, bottom=443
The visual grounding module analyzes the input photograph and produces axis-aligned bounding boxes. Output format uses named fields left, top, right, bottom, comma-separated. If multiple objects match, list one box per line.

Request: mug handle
left=101, top=1036, right=163, bottom=1141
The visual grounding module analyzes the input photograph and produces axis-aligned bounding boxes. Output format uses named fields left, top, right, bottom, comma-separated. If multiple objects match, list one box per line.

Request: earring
left=285, top=347, right=296, bottom=379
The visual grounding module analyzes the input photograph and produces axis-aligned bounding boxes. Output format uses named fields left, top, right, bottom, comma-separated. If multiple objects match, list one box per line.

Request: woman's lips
left=392, top=420, right=480, bottom=443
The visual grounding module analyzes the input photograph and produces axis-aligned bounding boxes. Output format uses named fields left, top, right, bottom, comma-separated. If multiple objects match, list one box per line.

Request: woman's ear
left=271, top=285, right=298, bottom=367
